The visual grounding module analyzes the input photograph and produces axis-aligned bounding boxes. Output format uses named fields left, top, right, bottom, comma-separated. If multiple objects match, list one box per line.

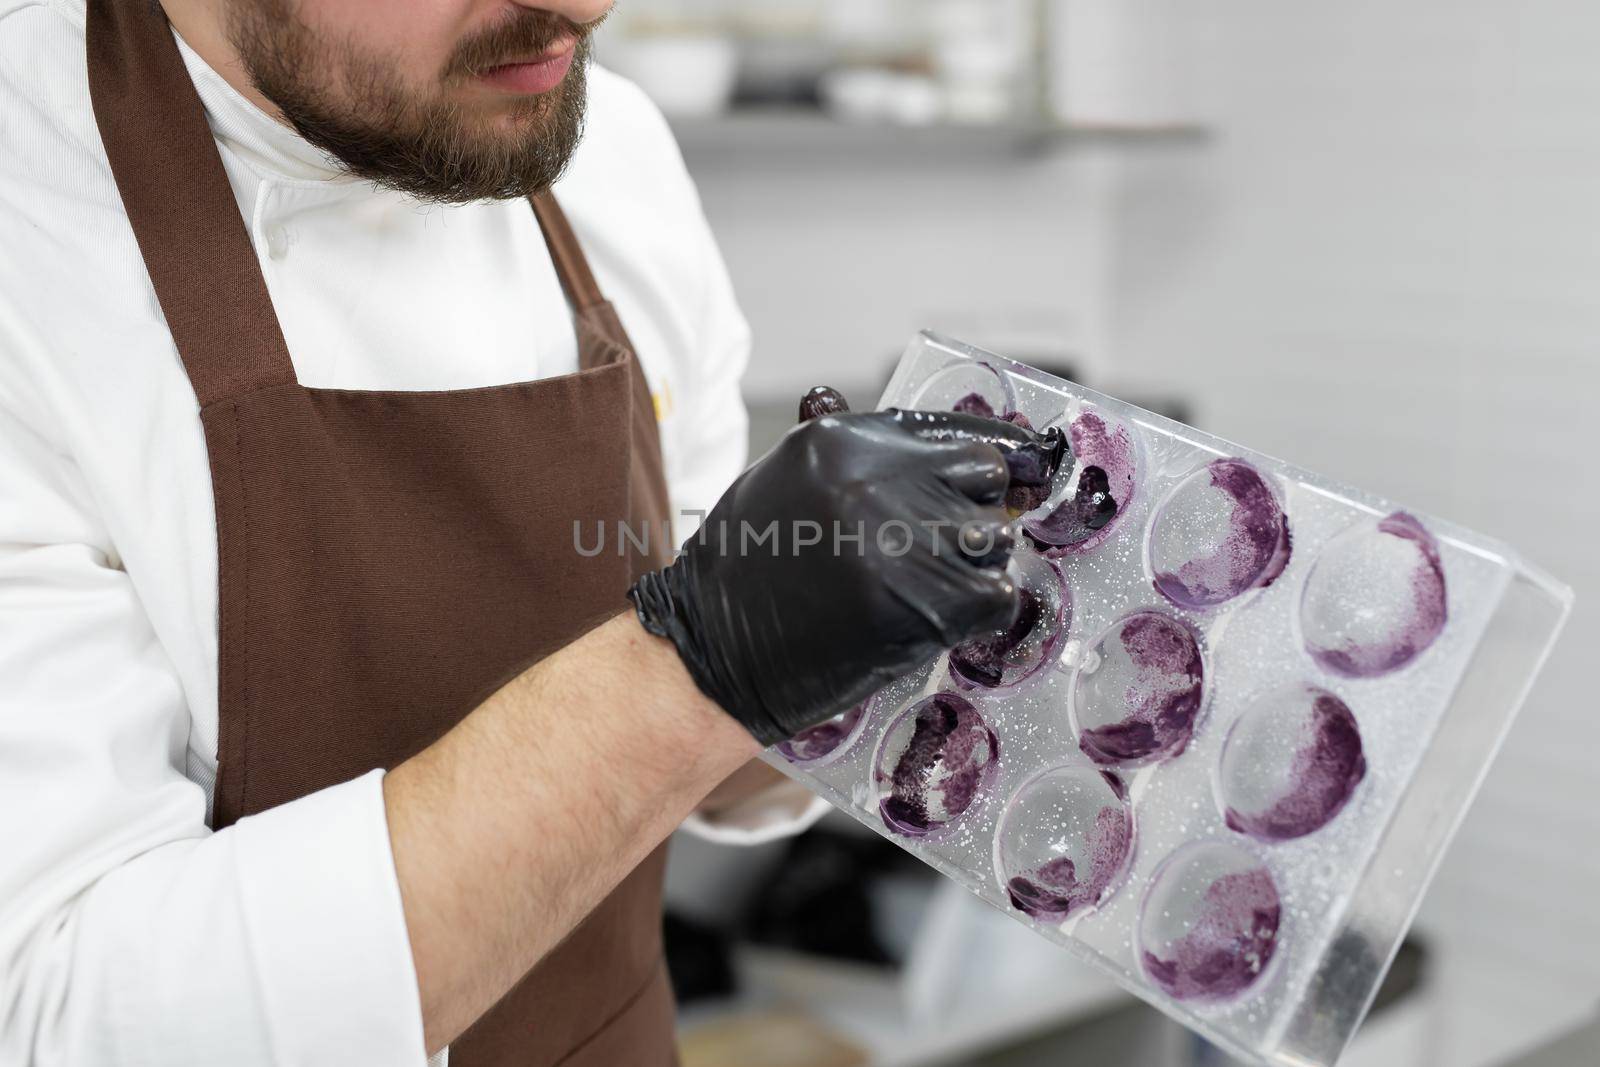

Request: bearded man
left=0, top=3, right=1049, bottom=1064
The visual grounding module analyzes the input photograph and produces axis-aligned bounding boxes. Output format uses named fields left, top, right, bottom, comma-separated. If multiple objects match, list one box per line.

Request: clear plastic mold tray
left=760, top=331, right=1573, bottom=1067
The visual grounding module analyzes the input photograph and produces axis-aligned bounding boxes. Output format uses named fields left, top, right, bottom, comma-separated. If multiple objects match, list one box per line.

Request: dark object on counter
left=663, top=910, right=737, bottom=1006
left=1370, top=938, right=1427, bottom=1017
left=629, top=401, right=1065, bottom=746
left=743, top=828, right=935, bottom=966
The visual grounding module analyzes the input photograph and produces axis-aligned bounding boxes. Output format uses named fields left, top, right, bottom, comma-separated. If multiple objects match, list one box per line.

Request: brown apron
left=85, top=2, right=678, bottom=1063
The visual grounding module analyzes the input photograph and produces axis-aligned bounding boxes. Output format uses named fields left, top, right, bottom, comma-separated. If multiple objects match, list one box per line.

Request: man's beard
left=228, top=2, right=594, bottom=204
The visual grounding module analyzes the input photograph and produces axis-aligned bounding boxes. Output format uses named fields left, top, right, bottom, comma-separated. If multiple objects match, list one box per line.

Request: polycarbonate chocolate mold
left=762, top=332, right=1572, bottom=1067
left=1149, top=458, right=1292, bottom=609
left=1070, top=609, right=1206, bottom=767
left=776, top=698, right=873, bottom=767
left=872, top=691, right=1000, bottom=839
left=995, top=764, right=1134, bottom=923
left=1300, top=511, right=1448, bottom=677
left=1024, top=409, right=1140, bottom=556
left=1138, top=842, right=1281, bottom=1003
left=1218, top=685, right=1367, bottom=842
left=948, top=550, right=1070, bottom=692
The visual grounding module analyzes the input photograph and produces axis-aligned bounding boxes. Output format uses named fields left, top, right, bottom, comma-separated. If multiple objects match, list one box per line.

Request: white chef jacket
left=0, top=2, right=825, bottom=1065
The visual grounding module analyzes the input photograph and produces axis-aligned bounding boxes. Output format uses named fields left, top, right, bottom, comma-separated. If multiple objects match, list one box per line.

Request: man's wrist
left=607, top=610, right=761, bottom=775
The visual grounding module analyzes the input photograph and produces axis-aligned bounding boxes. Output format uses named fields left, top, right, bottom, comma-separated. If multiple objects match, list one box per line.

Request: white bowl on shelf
left=819, top=68, right=943, bottom=127
left=604, top=35, right=739, bottom=119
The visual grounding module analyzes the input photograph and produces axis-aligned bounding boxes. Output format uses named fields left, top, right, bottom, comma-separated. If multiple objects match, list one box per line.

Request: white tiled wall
left=691, top=152, right=1118, bottom=403
left=1110, top=3, right=1600, bottom=1062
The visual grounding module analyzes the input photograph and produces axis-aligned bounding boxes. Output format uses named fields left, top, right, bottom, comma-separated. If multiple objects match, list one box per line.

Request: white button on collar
left=264, top=223, right=290, bottom=260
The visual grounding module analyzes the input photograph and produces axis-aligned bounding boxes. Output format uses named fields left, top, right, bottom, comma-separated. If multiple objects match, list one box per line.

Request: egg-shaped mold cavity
left=1148, top=458, right=1292, bottom=609
left=1218, top=685, right=1367, bottom=842
left=1024, top=411, right=1139, bottom=556
left=1070, top=610, right=1205, bottom=767
left=1137, top=842, right=1282, bottom=1003
left=872, top=692, right=1000, bottom=839
left=995, top=764, right=1134, bottom=923
left=909, top=359, right=1017, bottom=421
left=949, top=552, right=1071, bottom=692
left=776, top=697, right=875, bottom=767
left=1300, top=511, right=1448, bottom=678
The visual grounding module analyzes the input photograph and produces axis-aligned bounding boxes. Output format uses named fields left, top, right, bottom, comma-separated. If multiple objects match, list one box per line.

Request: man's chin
left=235, top=6, right=591, bottom=203
left=279, top=83, right=589, bottom=202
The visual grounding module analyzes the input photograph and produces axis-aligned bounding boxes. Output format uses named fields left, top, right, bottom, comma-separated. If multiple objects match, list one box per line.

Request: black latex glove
left=629, top=389, right=1067, bottom=745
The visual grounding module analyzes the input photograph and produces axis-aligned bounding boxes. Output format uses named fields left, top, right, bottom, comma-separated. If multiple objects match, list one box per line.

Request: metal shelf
left=668, top=110, right=1210, bottom=162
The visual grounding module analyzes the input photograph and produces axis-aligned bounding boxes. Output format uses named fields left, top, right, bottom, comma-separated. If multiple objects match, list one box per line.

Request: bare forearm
left=383, top=611, right=757, bottom=1053
left=380, top=402, right=1038, bottom=1053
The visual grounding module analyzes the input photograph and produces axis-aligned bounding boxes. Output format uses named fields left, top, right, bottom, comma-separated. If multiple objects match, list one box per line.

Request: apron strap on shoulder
left=86, top=0, right=297, bottom=409
left=530, top=193, right=607, bottom=312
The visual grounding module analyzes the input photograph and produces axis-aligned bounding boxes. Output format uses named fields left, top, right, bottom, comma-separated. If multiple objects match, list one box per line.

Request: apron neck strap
left=86, top=0, right=618, bottom=408
left=529, top=193, right=607, bottom=313
left=87, top=0, right=296, bottom=408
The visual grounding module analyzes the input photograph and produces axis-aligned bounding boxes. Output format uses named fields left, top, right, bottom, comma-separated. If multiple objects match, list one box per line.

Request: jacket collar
left=176, top=31, right=354, bottom=185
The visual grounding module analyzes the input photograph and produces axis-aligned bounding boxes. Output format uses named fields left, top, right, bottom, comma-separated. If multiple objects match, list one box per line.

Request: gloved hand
left=628, top=388, right=1066, bottom=745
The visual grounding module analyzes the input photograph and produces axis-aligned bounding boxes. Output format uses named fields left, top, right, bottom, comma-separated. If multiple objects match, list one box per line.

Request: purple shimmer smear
left=1143, top=867, right=1281, bottom=1002
left=953, top=391, right=997, bottom=418
left=777, top=702, right=867, bottom=764
left=950, top=586, right=1044, bottom=689
left=878, top=693, right=999, bottom=838
left=1225, top=691, right=1367, bottom=842
left=1154, top=459, right=1291, bottom=609
left=1078, top=612, right=1205, bottom=766
left=1309, top=512, right=1448, bottom=677
left=998, top=412, right=1055, bottom=513
left=1025, top=412, right=1136, bottom=555
left=1007, top=805, right=1133, bottom=920
left=953, top=394, right=1052, bottom=513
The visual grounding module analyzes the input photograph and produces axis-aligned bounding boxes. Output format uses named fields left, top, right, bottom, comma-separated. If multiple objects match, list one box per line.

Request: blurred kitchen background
left=594, top=2, right=1600, bottom=1065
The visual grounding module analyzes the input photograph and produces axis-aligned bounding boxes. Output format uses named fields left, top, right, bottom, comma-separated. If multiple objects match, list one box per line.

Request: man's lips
left=474, top=40, right=577, bottom=94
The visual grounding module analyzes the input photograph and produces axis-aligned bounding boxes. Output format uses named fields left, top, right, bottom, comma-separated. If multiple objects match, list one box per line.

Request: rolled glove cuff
left=627, top=568, right=789, bottom=747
